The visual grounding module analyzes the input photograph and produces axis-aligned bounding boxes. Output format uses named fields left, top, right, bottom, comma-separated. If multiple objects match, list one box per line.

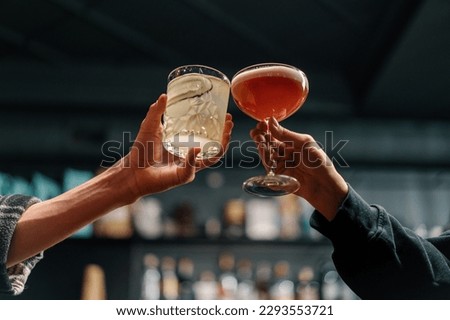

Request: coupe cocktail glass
left=231, top=63, right=309, bottom=196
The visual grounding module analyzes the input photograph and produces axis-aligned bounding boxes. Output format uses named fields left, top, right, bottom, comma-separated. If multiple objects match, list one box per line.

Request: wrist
left=308, top=174, right=348, bottom=221
left=101, top=160, right=141, bottom=207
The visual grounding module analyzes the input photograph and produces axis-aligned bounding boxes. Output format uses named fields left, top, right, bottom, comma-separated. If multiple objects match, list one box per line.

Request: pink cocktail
left=231, top=63, right=309, bottom=196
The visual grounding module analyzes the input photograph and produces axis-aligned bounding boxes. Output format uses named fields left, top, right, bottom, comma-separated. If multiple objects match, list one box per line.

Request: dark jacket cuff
left=310, top=184, right=382, bottom=245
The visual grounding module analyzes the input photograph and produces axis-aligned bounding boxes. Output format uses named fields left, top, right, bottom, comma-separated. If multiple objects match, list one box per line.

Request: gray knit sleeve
left=0, top=194, right=43, bottom=295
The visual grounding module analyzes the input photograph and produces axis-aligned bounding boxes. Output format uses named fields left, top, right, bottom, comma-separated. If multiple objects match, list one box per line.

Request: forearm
left=6, top=163, right=135, bottom=267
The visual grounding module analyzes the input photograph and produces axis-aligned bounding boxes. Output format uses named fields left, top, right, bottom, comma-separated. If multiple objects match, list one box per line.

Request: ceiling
left=0, top=0, right=450, bottom=172
left=1, top=0, right=449, bottom=117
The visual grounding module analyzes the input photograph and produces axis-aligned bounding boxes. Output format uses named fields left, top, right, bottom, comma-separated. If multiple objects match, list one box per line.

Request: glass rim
left=232, top=62, right=305, bottom=80
left=168, top=64, right=230, bottom=84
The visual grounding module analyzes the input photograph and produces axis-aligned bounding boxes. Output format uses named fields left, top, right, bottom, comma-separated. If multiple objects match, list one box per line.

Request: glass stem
left=264, top=118, right=276, bottom=176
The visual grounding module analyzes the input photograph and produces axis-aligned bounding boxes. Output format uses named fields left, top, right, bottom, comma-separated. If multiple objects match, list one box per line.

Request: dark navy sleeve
left=0, top=194, right=43, bottom=295
left=310, top=185, right=450, bottom=299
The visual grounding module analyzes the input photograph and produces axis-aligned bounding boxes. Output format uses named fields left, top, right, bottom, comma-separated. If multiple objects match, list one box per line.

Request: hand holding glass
left=231, top=63, right=309, bottom=196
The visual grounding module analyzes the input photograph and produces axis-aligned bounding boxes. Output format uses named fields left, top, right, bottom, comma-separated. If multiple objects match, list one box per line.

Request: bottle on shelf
left=222, top=198, right=246, bottom=239
left=269, top=260, right=295, bottom=300
left=93, top=205, right=133, bottom=239
left=217, top=251, right=238, bottom=299
left=245, top=198, right=280, bottom=240
left=295, top=266, right=320, bottom=300
left=81, top=264, right=107, bottom=300
left=236, top=258, right=258, bottom=300
left=160, top=256, right=179, bottom=300
left=172, top=201, right=198, bottom=238
left=204, top=216, right=222, bottom=239
left=177, top=257, right=195, bottom=300
left=255, top=261, right=272, bottom=300
left=319, top=261, right=342, bottom=300
left=193, top=270, right=218, bottom=300
left=141, top=254, right=161, bottom=300
left=277, top=194, right=301, bottom=240
left=132, top=197, right=163, bottom=239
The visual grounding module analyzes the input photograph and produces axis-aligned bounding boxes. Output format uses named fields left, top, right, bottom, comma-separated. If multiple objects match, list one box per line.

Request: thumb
left=140, top=94, right=167, bottom=131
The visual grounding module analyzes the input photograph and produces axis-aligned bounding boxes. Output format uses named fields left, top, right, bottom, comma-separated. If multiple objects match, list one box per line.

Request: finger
left=250, top=128, right=263, bottom=140
left=221, top=114, right=234, bottom=151
left=223, top=114, right=234, bottom=138
left=250, top=131, right=266, bottom=145
left=225, top=113, right=233, bottom=122
left=250, top=123, right=269, bottom=141
left=250, top=119, right=272, bottom=141
left=256, top=120, right=268, bottom=131
left=303, top=142, right=331, bottom=168
left=141, top=94, right=167, bottom=131
left=274, top=139, right=295, bottom=157
left=268, top=117, right=315, bottom=149
left=177, top=147, right=201, bottom=184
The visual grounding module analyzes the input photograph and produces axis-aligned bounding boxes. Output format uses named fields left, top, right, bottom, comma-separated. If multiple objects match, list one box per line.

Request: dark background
left=1, top=0, right=450, bottom=170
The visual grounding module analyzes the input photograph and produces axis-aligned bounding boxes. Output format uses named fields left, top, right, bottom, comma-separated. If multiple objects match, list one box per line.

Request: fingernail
left=270, top=117, right=279, bottom=128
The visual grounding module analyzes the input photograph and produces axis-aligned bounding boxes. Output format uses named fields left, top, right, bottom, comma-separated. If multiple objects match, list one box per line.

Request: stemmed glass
left=231, top=63, right=309, bottom=196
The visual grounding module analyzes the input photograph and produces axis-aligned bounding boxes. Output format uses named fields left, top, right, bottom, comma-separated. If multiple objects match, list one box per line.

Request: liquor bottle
left=428, top=225, right=444, bottom=237
left=172, top=201, right=198, bottom=238
left=236, top=258, right=257, bottom=300
left=141, top=254, right=161, bottom=300
left=245, top=198, right=280, bottom=240
left=132, top=197, right=163, bottom=239
left=81, top=264, right=106, bottom=300
left=177, top=257, right=195, bottom=300
left=277, top=194, right=301, bottom=240
left=222, top=199, right=246, bottom=239
left=160, top=256, right=179, bottom=300
left=269, top=260, right=295, bottom=300
left=319, top=261, right=342, bottom=300
left=204, top=216, right=222, bottom=239
left=217, top=251, right=238, bottom=299
left=193, top=270, right=218, bottom=300
left=320, top=261, right=358, bottom=300
left=255, top=261, right=272, bottom=300
left=94, top=205, right=133, bottom=239
left=295, top=266, right=320, bottom=300
left=414, top=223, right=428, bottom=238
left=218, top=252, right=238, bottom=300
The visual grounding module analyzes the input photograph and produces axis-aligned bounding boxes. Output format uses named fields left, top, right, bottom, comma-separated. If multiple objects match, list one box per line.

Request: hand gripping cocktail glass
left=163, top=65, right=230, bottom=159
left=231, top=63, right=309, bottom=197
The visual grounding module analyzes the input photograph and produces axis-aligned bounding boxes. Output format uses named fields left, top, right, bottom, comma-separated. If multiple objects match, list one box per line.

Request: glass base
left=242, top=174, right=300, bottom=197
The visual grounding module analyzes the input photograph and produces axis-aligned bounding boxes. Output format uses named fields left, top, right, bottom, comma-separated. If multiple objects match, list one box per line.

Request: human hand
left=121, top=94, right=233, bottom=200
left=250, top=117, right=347, bottom=220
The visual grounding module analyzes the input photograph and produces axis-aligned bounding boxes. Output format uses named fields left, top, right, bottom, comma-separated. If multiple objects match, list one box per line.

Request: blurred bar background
left=1, top=0, right=449, bottom=300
